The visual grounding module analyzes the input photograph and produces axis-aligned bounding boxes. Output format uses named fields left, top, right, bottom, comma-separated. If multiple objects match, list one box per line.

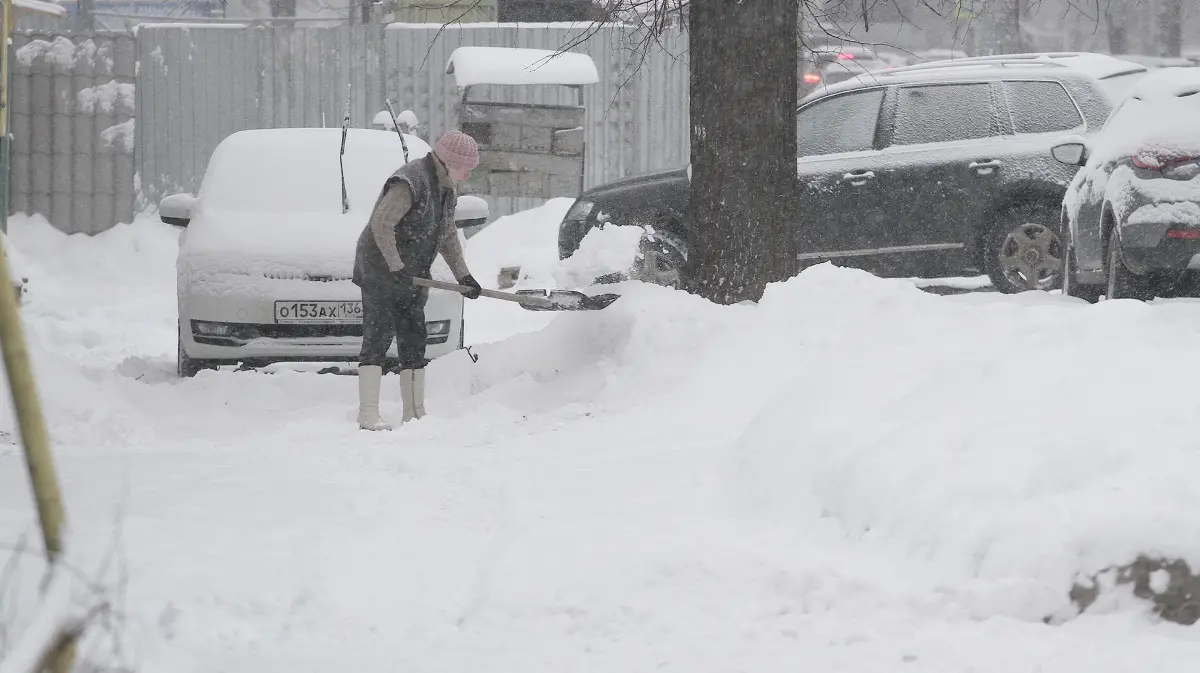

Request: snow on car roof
left=1127, top=66, right=1200, bottom=99
left=196, top=127, right=431, bottom=216
left=802, top=52, right=1146, bottom=104
left=445, top=46, right=599, bottom=88
left=1085, top=67, right=1200, bottom=165
left=877, top=52, right=1146, bottom=81
left=182, top=128, right=445, bottom=274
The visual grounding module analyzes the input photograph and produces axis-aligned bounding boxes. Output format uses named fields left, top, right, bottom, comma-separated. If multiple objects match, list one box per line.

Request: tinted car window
left=1003, top=80, right=1083, bottom=133
left=891, top=83, right=996, bottom=146
left=796, top=88, right=885, bottom=156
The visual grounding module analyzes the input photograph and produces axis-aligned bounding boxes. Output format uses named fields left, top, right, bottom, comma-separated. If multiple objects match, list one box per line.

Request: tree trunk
left=1157, top=0, right=1183, bottom=56
left=682, top=0, right=798, bottom=304
left=1106, top=0, right=1130, bottom=54
left=977, top=0, right=1022, bottom=54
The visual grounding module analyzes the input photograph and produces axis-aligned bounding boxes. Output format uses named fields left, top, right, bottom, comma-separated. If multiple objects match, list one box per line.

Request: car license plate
left=274, top=300, right=363, bottom=324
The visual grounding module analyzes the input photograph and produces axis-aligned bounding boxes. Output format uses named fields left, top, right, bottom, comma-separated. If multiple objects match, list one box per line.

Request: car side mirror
left=455, top=195, right=489, bottom=229
left=1051, top=140, right=1088, bottom=167
left=160, top=193, right=197, bottom=227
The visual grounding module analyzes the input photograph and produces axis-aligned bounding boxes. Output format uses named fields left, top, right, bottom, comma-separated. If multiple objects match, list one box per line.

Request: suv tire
left=1062, top=239, right=1103, bottom=303
left=1106, top=230, right=1155, bottom=301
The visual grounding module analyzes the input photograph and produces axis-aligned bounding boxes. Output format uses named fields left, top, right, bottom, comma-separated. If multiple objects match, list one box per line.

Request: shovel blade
left=516, top=289, right=620, bottom=311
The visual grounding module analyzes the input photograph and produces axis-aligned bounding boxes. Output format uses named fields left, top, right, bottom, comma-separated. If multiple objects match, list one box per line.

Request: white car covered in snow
left=164, top=128, right=487, bottom=377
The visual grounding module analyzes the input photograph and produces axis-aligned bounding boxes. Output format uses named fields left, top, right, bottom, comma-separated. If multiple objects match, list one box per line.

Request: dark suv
left=559, top=53, right=1148, bottom=292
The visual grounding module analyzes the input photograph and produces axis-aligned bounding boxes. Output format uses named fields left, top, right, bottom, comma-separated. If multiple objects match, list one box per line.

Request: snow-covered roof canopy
left=14, top=0, right=66, bottom=16
left=445, top=46, right=599, bottom=88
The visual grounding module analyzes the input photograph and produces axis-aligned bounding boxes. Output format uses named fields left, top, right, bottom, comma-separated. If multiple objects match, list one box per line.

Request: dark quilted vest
left=353, top=154, right=454, bottom=287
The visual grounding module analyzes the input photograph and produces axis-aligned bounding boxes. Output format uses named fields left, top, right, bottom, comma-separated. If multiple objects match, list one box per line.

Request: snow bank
left=553, top=224, right=644, bottom=287
left=2, top=229, right=29, bottom=287
left=11, top=204, right=1200, bottom=669
left=461, top=202, right=649, bottom=345
left=16, top=190, right=1200, bottom=670
left=0, top=215, right=174, bottom=447
left=723, top=265, right=1200, bottom=621
left=464, top=203, right=644, bottom=291
left=437, top=258, right=1200, bottom=622
left=464, top=198, right=572, bottom=290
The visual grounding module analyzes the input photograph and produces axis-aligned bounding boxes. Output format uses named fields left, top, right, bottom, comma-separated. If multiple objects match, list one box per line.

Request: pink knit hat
left=434, top=131, right=480, bottom=172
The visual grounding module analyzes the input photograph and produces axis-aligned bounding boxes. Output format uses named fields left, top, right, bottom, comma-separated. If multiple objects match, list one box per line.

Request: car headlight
left=425, top=320, right=450, bottom=336
left=564, top=200, right=594, bottom=222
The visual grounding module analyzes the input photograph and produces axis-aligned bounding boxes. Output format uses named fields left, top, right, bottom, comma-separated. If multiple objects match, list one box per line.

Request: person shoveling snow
left=352, top=131, right=485, bottom=431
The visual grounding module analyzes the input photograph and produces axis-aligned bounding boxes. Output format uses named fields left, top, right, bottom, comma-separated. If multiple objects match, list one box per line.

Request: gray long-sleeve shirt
left=367, top=156, right=471, bottom=281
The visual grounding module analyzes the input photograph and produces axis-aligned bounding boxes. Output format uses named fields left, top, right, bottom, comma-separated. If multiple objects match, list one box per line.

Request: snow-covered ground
left=5, top=208, right=1200, bottom=671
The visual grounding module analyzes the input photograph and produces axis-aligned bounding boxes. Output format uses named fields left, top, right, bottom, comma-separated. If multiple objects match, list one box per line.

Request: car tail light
left=1167, top=229, right=1200, bottom=239
left=1132, top=149, right=1200, bottom=171
left=803, top=72, right=821, bottom=84
left=836, top=52, right=855, bottom=60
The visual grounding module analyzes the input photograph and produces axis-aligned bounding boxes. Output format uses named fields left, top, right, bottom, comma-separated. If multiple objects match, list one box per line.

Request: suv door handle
left=969, top=159, right=1001, bottom=175
left=841, top=170, right=875, bottom=185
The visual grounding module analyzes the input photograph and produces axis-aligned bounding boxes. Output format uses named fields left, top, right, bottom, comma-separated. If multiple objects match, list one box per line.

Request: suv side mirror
left=455, top=195, right=489, bottom=229
left=160, top=193, right=197, bottom=227
left=1051, top=140, right=1088, bottom=166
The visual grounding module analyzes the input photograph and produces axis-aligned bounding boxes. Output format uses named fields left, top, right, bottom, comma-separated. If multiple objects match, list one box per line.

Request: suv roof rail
left=878, top=51, right=1146, bottom=78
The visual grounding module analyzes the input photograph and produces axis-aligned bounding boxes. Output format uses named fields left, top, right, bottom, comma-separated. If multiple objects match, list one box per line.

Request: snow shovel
left=411, top=277, right=620, bottom=311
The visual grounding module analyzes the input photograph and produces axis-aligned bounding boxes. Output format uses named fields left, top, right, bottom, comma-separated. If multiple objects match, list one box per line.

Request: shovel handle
left=411, top=276, right=553, bottom=308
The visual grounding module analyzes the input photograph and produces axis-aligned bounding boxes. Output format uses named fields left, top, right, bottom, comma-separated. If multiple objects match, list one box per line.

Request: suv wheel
left=630, top=229, right=688, bottom=288
left=1106, top=230, right=1155, bottom=301
left=989, top=210, right=1063, bottom=293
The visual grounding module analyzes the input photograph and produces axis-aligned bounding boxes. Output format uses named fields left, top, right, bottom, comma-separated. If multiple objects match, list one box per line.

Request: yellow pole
left=0, top=222, right=76, bottom=673
left=0, top=7, right=76, bottom=666
left=0, top=255, right=66, bottom=555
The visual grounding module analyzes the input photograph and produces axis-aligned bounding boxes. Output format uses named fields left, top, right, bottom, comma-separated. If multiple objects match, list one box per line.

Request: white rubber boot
left=399, top=369, right=417, bottom=423
left=412, top=368, right=427, bottom=420
left=357, top=365, right=393, bottom=431
left=399, top=369, right=427, bottom=422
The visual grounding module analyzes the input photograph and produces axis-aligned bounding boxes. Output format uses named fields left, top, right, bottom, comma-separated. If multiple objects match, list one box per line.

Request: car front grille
left=192, top=320, right=450, bottom=346
left=257, top=324, right=363, bottom=338
left=261, top=271, right=354, bottom=282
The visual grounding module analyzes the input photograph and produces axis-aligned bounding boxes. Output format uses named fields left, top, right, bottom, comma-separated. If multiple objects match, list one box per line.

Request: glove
left=459, top=274, right=482, bottom=300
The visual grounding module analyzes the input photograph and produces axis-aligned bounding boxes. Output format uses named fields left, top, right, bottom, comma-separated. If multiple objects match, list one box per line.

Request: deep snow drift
left=5, top=211, right=1200, bottom=671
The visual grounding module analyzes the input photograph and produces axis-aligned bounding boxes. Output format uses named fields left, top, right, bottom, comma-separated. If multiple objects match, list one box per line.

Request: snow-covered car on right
left=1057, top=68, right=1200, bottom=301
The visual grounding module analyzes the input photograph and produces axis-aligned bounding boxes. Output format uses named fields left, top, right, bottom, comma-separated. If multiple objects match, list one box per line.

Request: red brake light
left=1133, top=150, right=1200, bottom=171
left=803, top=73, right=822, bottom=84
left=835, top=52, right=855, bottom=60
left=1167, top=229, right=1200, bottom=239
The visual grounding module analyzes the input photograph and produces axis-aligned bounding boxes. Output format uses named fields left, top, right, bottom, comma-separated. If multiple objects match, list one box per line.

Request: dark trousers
left=359, top=278, right=428, bottom=371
